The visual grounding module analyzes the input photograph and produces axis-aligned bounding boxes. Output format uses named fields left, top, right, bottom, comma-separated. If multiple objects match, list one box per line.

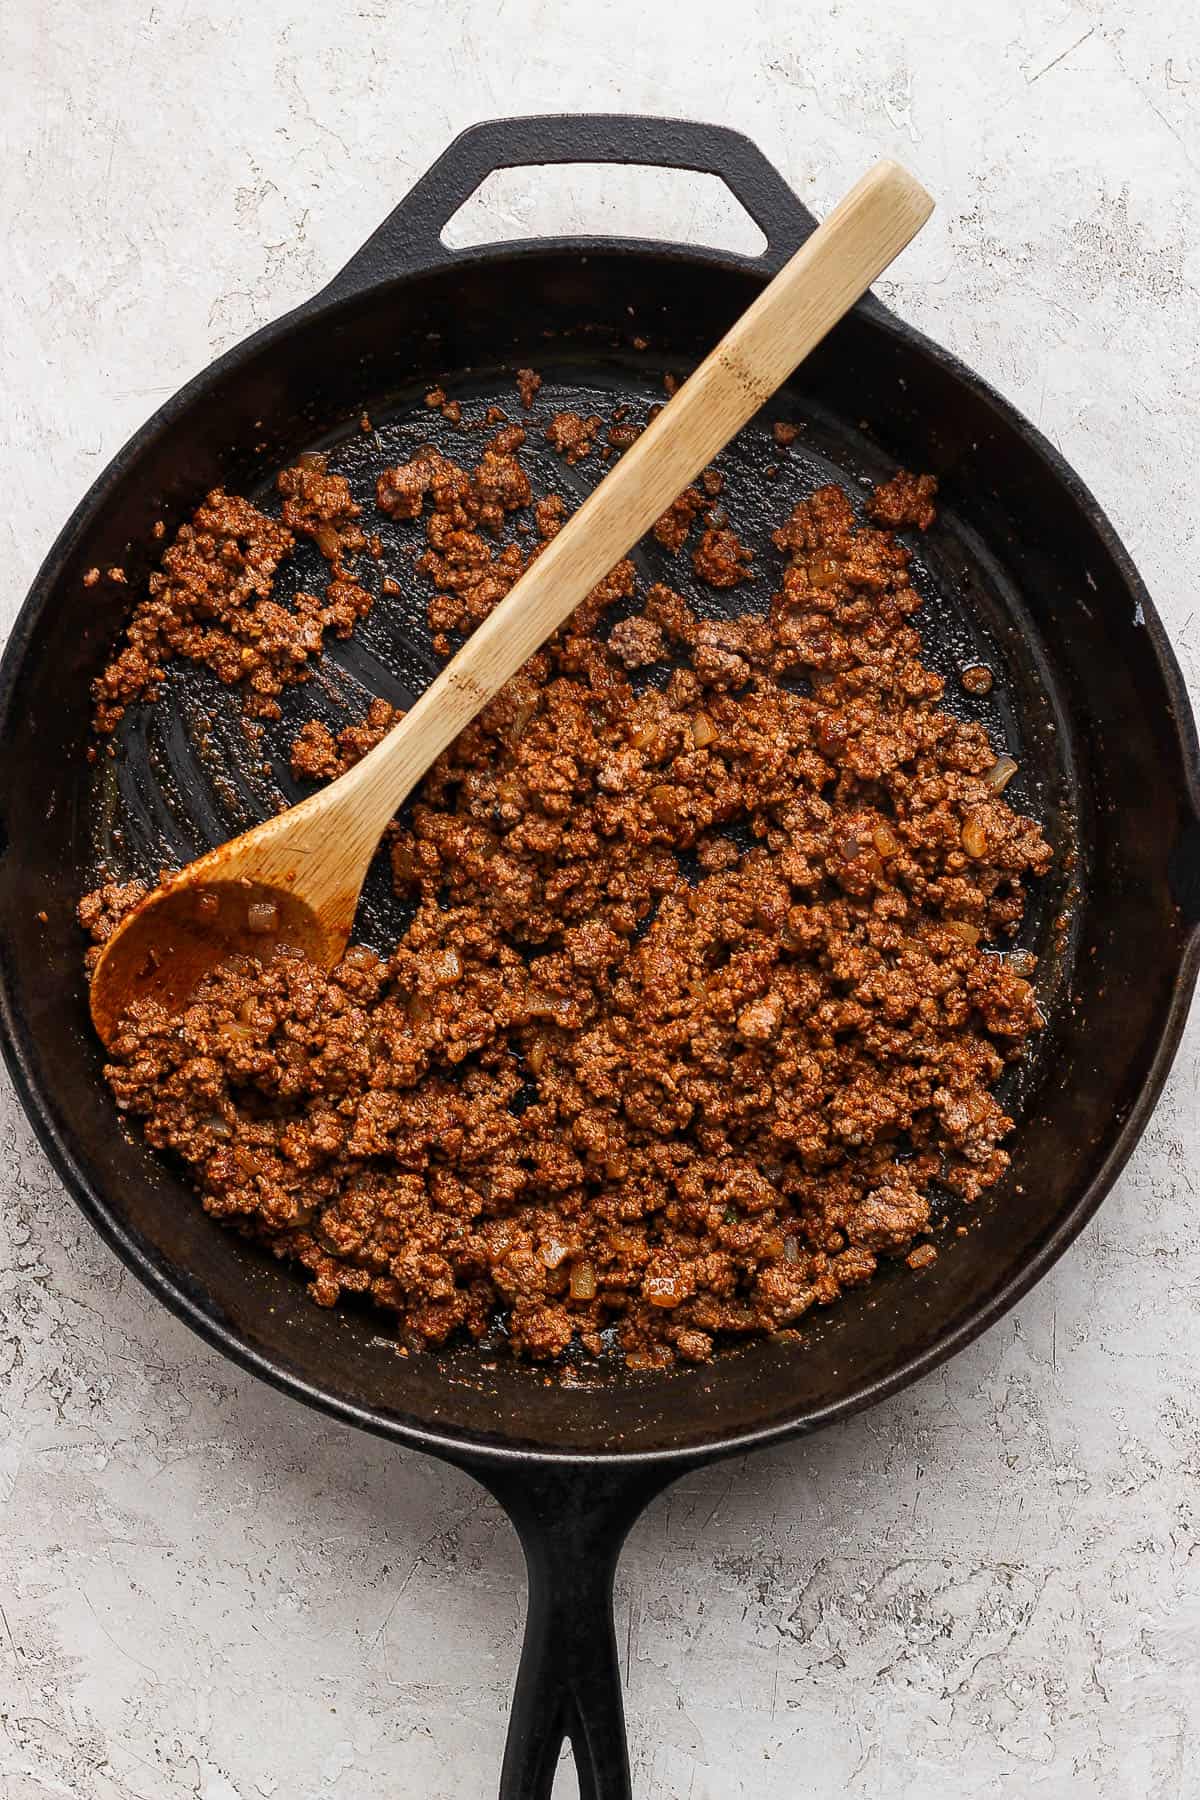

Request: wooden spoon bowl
left=89, top=879, right=335, bottom=1048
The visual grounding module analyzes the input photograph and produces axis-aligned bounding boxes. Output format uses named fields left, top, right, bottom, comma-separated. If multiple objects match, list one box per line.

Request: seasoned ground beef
left=869, top=468, right=938, bottom=531
left=82, top=414, right=1051, bottom=1372
left=607, top=616, right=666, bottom=668
left=277, top=452, right=369, bottom=577
left=78, top=879, right=149, bottom=974
left=92, top=457, right=375, bottom=731
left=653, top=484, right=710, bottom=553
left=290, top=698, right=402, bottom=782
left=545, top=410, right=603, bottom=464
left=692, top=526, right=753, bottom=588
left=515, top=368, right=543, bottom=410
left=375, top=434, right=535, bottom=654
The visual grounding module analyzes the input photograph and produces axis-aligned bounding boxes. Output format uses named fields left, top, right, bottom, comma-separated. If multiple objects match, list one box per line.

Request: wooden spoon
left=89, top=159, right=933, bottom=1048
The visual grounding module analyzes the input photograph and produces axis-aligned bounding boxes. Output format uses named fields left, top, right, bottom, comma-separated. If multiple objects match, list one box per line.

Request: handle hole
left=553, top=1741, right=580, bottom=1796
left=440, top=164, right=768, bottom=259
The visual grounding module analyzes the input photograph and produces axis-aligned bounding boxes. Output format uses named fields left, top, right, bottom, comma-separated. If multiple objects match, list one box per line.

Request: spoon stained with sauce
left=89, top=159, right=933, bottom=1048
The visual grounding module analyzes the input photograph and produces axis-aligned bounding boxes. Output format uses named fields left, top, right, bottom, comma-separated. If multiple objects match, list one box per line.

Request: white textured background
left=3, top=2, right=1200, bottom=1796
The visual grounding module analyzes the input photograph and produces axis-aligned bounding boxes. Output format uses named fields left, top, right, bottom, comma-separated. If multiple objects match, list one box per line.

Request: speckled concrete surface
left=3, top=3, right=1199, bottom=1795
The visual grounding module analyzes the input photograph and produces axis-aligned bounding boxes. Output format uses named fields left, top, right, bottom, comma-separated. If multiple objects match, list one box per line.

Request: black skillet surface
left=0, top=117, right=1198, bottom=1798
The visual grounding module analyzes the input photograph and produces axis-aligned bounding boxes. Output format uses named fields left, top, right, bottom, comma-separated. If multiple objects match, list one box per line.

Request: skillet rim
left=1, top=236, right=1198, bottom=1472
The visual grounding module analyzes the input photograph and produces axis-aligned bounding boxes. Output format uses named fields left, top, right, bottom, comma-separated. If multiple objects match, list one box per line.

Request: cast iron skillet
left=1, top=116, right=1198, bottom=1798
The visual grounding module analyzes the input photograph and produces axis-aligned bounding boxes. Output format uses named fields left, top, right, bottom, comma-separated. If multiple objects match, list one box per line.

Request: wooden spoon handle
left=344, top=158, right=933, bottom=836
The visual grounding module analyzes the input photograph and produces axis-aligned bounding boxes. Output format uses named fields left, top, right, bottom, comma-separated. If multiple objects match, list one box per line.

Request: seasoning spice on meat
left=515, top=368, right=543, bottom=410
left=868, top=468, right=938, bottom=531
left=692, top=526, right=753, bottom=588
left=545, top=411, right=603, bottom=464
left=376, top=436, right=534, bottom=652
left=83, top=424, right=1052, bottom=1373
left=653, top=485, right=709, bottom=553
left=92, top=459, right=377, bottom=732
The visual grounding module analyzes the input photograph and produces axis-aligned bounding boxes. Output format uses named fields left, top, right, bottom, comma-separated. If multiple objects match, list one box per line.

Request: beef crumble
left=83, top=419, right=1051, bottom=1372
left=92, top=457, right=375, bottom=731
left=545, top=410, right=603, bottom=464
left=869, top=468, right=938, bottom=532
left=653, top=485, right=710, bottom=553
left=515, top=368, right=543, bottom=410
left=692, top=526, right=753, bottom=588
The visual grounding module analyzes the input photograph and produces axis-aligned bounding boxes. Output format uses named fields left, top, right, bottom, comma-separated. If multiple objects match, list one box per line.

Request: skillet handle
left=476, top=1462, right=675, bottom=1800
left=318, top=113, right=820, bottom=301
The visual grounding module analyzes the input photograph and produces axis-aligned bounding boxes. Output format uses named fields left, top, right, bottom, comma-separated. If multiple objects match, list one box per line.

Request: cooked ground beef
left=516, top=368, right=543, bottom=410
left=78, top=879, right=149, bottom=974
left=869, top=468, right=939, bottom=531
left=607, top=420, right=643, bottom=452
left=545, top=411, right=603, bottom=464
left=276, top=452, right=368, bottom=577
left=92, top=457, right=375, bottom=731
left=692, top=526, right=753, bottom=588
left=290, top=697, right=402, bottom=782
left=607, top=616, right=666, bottom=668
left=653, top=485, right=710, bottom=553
left=83, top=411, right=1051, bottom=1373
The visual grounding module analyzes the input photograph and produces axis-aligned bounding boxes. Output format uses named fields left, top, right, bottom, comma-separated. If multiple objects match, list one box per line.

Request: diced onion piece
left=570, top=1260, right=597, bottom=1302
left=297, top=450, right=328, bottom=471
left=540, top=1238, right=571, bottom=1270
left=691, top=710, right=717, bottom=749
left=783, top=1235, right=802, bottom=1265
left=873, top=822, right=901, bottom=857
left=527, top=990, right=570, bottom=1023
left=247, top=900, right=279, bottom=934
left=509, top=698, right=536, bottom=742
left=807, top=554, right=842, bottom=589
left=649, top=784, right=679, bottom=825
left=986, top=754, right=1019, bottom=794
left=644, top=1269, right=685, bottom=1309
left=945, top=919, right=981, bottom=945
left=961, top=813, right=989, bottom=859
left=343, top=944, right=378, bottom=971
left=218, top=1019, right=256, bottom=1043
left=433, top=948, right=462, bottom=985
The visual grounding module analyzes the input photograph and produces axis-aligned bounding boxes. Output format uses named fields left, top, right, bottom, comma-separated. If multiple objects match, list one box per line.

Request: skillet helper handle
left=481, top=1466, right=670, bottom=1800
left=318, top=112, right=822, bottom=299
